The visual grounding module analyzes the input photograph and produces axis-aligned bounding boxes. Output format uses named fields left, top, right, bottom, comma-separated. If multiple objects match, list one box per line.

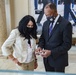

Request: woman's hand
left=34, top=59, right=38, bottom=69
left=8, top=54, right=22, bottom=66
left=12, top=58, right=22, bottom=66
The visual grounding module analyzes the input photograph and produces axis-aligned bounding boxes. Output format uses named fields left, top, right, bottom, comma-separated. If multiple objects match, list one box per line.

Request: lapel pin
left=50, top=18, right=53, bottom=21
left=57, top=22, right=59, bottom=24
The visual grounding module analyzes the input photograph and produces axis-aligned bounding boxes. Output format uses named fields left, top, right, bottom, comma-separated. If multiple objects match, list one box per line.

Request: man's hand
left=41, top=50, right=51, bottom=58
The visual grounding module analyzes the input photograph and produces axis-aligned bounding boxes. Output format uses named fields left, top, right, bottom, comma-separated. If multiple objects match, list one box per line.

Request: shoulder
left=43, top=20, right=48, bottom=27
left=43, top=20, right=48, bottom=24
left=60, top=17, right=72, bottom=31
left=11, top=28, right=19, bottom=33
left=10, top=28, right=20, bottom=36
left=60, top=16, right=71, bottom=26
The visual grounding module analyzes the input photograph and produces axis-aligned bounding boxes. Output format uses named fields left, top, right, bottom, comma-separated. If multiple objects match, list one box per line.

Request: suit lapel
left=48, top=16, right=62, bottom=40
left=46, top=21, right=50, bottom=39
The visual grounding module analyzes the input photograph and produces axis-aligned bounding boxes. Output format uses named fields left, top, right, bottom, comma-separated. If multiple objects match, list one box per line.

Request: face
left=27, top=20, right=34, bottom=28
left=44, top=4, right=55, bottom=17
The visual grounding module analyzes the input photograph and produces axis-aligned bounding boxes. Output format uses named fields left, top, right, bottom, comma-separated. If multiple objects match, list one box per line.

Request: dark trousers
left=34, top=0, right=38, bottom=10
left=44, top=59, right=65, bottom=73
left=64, top=4, right=76, bottom=23
left=37, top=0, right=46, bottom=23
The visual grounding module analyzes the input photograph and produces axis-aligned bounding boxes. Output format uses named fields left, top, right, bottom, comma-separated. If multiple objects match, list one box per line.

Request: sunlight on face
left=27, top=20, right=34, bottom=28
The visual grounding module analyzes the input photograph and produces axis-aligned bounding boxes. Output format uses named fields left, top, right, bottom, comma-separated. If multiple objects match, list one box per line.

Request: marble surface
left=0, top=46, right=76, bottom=74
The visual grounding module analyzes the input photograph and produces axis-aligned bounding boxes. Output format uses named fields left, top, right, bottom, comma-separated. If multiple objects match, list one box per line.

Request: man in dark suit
left=36, top=3, right=72, bottom=72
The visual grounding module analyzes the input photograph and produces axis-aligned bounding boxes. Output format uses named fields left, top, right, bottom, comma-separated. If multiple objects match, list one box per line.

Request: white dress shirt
left=49, top=14, right=60, bottom=29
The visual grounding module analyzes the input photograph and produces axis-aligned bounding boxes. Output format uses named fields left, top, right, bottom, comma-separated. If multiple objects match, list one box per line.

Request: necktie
left=49, top=22, right=53, bottom=36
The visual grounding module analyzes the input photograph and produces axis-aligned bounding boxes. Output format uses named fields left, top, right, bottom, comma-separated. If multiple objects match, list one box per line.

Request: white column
left=14, top=0, right=29, bottom=27
left=0, top=0, right=7, bottom=54
left=28, top=0, right=35, bottom=18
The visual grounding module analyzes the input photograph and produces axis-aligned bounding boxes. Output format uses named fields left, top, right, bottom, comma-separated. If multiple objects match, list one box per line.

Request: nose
left=27, top=25, right=33, bottom=28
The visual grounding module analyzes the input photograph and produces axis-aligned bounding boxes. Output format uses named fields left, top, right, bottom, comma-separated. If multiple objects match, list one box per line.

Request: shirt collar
left=54, top=14, right=60, bottom=24
left=53, top=14, right=60, bottom=27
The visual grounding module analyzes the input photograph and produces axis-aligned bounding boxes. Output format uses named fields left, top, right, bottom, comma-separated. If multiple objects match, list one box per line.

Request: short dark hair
left=18, top=15, right=37, bottom=39
left=48, top=3, right=57, bottom=11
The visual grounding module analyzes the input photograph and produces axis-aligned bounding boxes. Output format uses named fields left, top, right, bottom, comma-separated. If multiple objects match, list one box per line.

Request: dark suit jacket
left=38, top=16, right=72, bottom=68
